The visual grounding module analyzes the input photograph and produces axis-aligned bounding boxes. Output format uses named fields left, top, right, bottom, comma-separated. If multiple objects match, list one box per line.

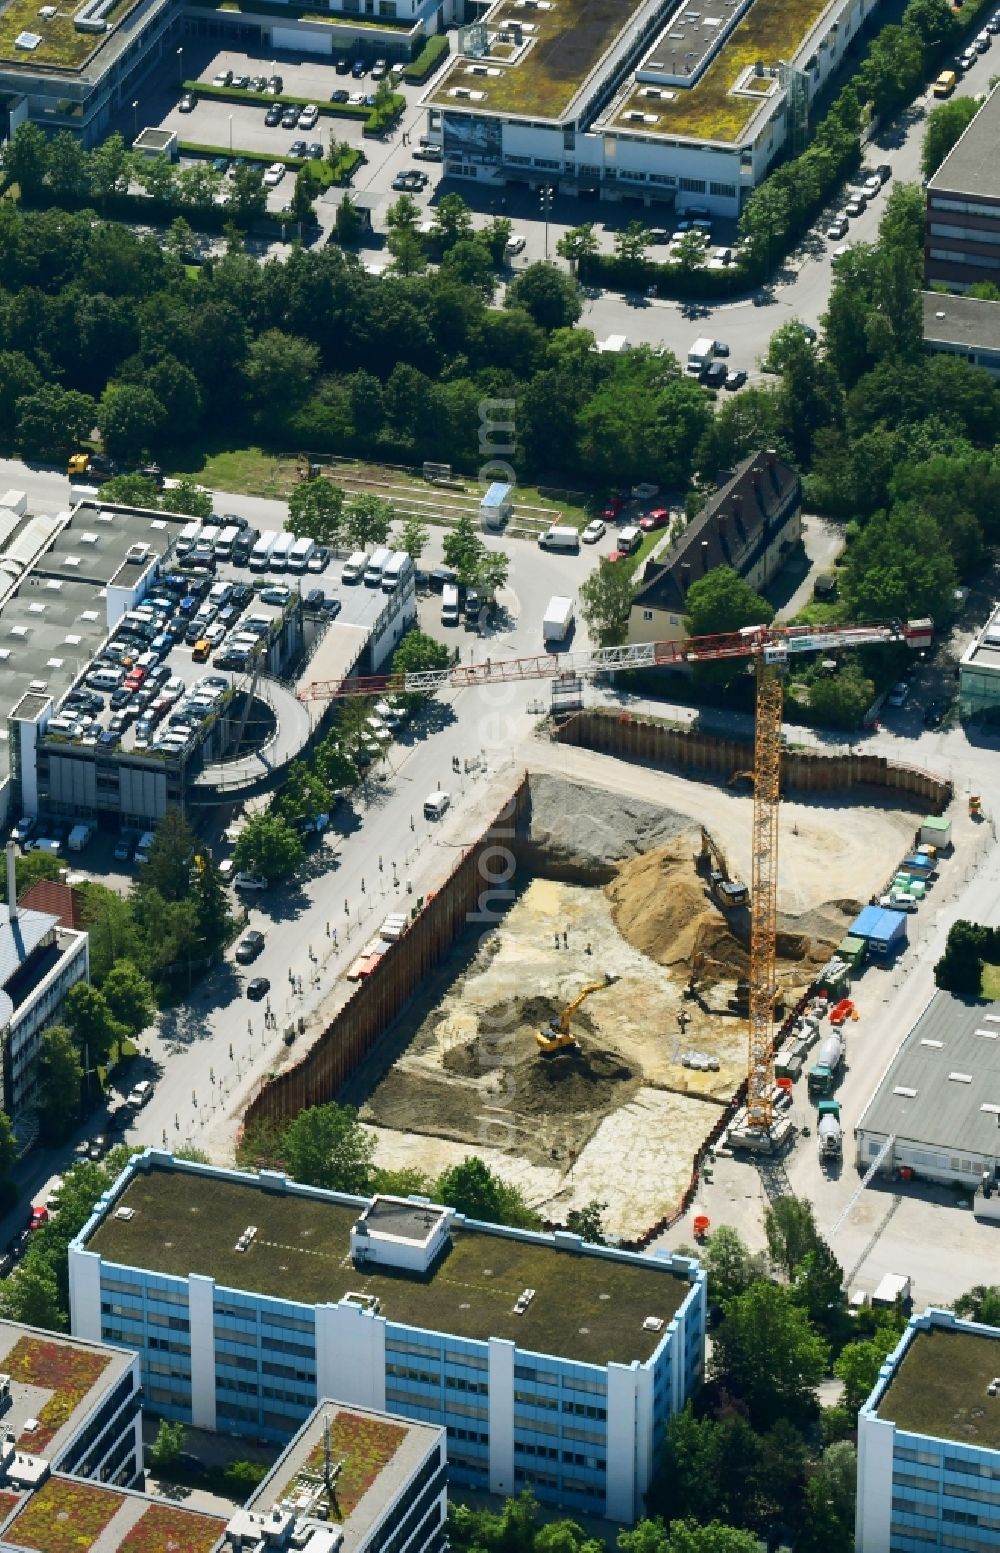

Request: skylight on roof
left=27, top=603, right=45, bottom=615
left=921, top=1039, right=943, bottom=1048
left=949, top=1072, right=973, bottom=1083
left=65, top=557, right=81, bottom=568
left=893, top=1085, right=917, bottom=1097
left=80, top=533, right=99, bottom=545
left=64, top=634, right=82, bottom=646
left=9, top=626, right=27, bottom=638
left=46, top=658, right=64, bottom=669
left=81, top=610, right=98, bottom=622
left=46, top=579, right=63, bottom=591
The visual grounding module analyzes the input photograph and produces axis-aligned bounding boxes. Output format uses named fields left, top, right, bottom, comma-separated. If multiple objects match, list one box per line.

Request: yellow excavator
left=537, top=975, right=618, bottom=1056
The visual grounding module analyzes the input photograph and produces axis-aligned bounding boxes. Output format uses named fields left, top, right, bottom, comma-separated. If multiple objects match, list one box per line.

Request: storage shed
left=920, top=814, right=953, bottom=850
left=480, top=482, right=513, bottom=530
left=850, top=905, right=908, bottom=958
left=837, top=935, right=866, bottom=971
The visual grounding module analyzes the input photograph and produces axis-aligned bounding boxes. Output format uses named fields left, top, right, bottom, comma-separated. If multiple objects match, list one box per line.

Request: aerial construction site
left=345, top=760, right=923, bottom=1241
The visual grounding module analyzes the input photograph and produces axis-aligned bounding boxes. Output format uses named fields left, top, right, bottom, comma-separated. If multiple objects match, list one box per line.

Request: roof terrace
left=85, top=1162, right=693, bottom=1367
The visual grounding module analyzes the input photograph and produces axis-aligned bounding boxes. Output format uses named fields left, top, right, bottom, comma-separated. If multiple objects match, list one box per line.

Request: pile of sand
left=605, top=839, right=838, bottom=985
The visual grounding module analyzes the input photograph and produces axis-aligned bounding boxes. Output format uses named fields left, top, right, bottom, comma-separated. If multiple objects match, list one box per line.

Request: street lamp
left=177, top=45, right=183, bottom=87
left=228, top=112, right=233, bottom=155
left=131, top=99, right=139, bottom=139
left=539, top=183, right=554, bottom=260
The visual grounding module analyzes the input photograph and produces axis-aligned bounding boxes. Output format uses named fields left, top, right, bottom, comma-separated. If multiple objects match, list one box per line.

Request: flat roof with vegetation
left=0, top=0, right=142, bottom=70
left=429, top=0, right=633, bottom=119
left=881, top=1325, right=1000, bottom=1451
left=611, top=0, right=831, bottom=143
left=86, top=1164, right=691, bottom=1367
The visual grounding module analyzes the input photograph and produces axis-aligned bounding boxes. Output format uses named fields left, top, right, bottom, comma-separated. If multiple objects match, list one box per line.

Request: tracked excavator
left=537, top=975, right=619, bottom=1056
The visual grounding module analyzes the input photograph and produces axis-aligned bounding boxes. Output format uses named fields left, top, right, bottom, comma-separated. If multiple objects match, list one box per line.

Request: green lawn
left=981, top=963, right=1000, bottom=999
left=167, top=445, right=301, bottom=497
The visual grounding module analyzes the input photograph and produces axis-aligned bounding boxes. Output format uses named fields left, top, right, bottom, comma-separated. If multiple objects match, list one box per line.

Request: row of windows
left=928, top=248, right=998, bottom=270
left=929, top=223, right=1000, bottom=246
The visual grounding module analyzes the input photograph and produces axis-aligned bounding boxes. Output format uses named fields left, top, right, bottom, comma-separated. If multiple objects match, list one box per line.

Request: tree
left=288, top=479, right=345, bottom=547
left=1, top=848, right=61, bottom=903
left=36, top=1025, right=84, bottom=1143
left=3, top=122, right=49, bottom=196
left=282, top=1103, right=376, bottom=1194
left=0, top=1262, right=66, bottom=1331
left=227, top=162, right=267, bottom=222
left=102, top=959, right=155, bottom=1041
left=792, top=1241, right=845, bottom=1332
left=834, top=1336, right=889, bottom=1412
left=150, top=1418, right=186, bottom=1474
left=442, top=237, right=496, bottom=300
left=482, top=214, right=513, bottom=268
left=176, top=162, right=222, bottom=209
left=64, top=983, right=126, bottom=1070
left=615, top=221, right=652, bottom=267
left=232, top=814, right=305, bottom=884
left=804, top=661, right=875, bottom=730
left=98, top=383, right=166, bottom=463
left=386, top=191, right=420, bottom=234
left=434, top=1156, right=540, bottom=1228
left=397, top=516, right=430, bottom=562
left=672, top=231, right=709, bottom=275
left=955, top=1284, right=1000, bottom=1325
left=475, top=550, right=510, bottom=602
left=765, top=1196, right=822, bottom=1280
left=344, top=493, right=394, bottom=550
left=46, top=131, right=89, bottom=200
left=0, top=351, right=42, bottom=441
left=160, top=477, right=213, bottom=519
left=506, top=264, right=582, bottom=330
left=99, top=472, right=161, bottom=508
left=796, top=1442, right=856, bottom=1553
left=840, top=503, right=957, bottom=623
left=88, top=133, right=130, bottom=210
left=922, top=96, right=980, bottom=180
left=78, top=883, right=139, bottom=984
left=335, top=191, right=363, bottom=244
left=164, top=215, right=194, bottom=262
left=685, top=566, right=774, bottom=640
left=15, top=386, right=96, bottom=463
left=566, top=1199, right=607, bottom=1243
left=388, top=227, right=427, bottom=277
left=289, top=165, right=318, bottom=225
left=579, top=557, right=635, bottom=647
left=711, top=1282, right=829, bottom=1427
left=557, top=223, right=599, bottom=272
left=435, top=192, right=473, bottom=250
left=443, top=512, right=486, bottom=582
left=142, top=807, right=198, bottom=904
left=392, top=630, right=450, bottom=707
left=660, top=1525, right=761, bottom=1553
left=244, top=329, right=321, bottom=417
left=0, top=1112, right=15, bottom=1192
left=135, top=154, right=177, bottom=205
left=703, top=1224, right=768, bottom=1304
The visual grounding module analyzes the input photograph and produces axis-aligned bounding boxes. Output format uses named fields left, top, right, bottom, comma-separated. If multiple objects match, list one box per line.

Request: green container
left=837, top=936, right=866, bottom=969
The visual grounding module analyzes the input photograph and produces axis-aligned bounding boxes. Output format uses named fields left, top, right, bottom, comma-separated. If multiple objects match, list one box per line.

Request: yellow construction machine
left=537, top=975, right=618, bottom=1056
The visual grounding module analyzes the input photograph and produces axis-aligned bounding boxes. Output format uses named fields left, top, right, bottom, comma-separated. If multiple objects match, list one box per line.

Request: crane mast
left=746, top=661, right=783, bottom=1134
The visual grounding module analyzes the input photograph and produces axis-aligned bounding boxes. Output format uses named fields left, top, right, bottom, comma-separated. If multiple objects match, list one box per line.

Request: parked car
left=352, top=59, right=367, bottom=76
left=307, top=547, right=329, bottom=573
left=127, top=1080, right=153, bottom=1108
left=602, top=494, right=623, bottom=521
left=269, top=74, right=283, bottom=93
left=281, top=107, right=299, bottom=128
left=845, top=194, right=867, bottom=216
left=506, top=234, right=527, bottom=255
left=260, top=585, right=291, bottom=606
left=702, top=361, right=727, bottom=388
left=331, top=88, right=350, bottom=103
left=179, top=92, right=196, bottom=112
left=235, top=930, right=265, bottom=964
left=724, top=368, right=748, bottom=391
left=826, top=214, right=849, bottom=239
left=335, top=55, right=351, bottom=73
left=298, top=103, right=319, bottom=129
left=582, top=519, right=606, bottom=543
left=289, top=139, right=307, bottom=157
left=321, top=597, right=341, bottom=618
left=887, top=681, right=909, bottom=708
left=28, top=1206, right=48, bottom=1231
left=265, top=102, right=283, bottom=126
left=875, top=163, right=892, bottom=184
left=234, top=873, right=268, bottom=891
left=372, top=57, right=388, bottom=78
left=976, top=29, right=991, bottom=50
left=307, top=141, right=323, bottom=160
left=263, top=163, right=285, bottom=187
left=639, top=508, right=670, bottom=532
left=247, top=977, right=271, bottom=1000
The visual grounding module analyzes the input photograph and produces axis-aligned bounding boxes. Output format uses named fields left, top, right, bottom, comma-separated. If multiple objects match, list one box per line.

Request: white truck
left=686, top=337, right=717, bottom=374
left=543, top=596, right=575, bottom=644
left=67, top=823, right=93, bottom=853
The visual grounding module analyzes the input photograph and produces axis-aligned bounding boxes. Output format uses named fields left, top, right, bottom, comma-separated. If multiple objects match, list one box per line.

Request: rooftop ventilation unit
left=643, top=1315, right=664, bottom=1332
left=989, top=1377, right=1000, bottom=1397
left=513, top=1286, right=536, bottom=1314
left=235, top=1224, right=258, bottom=1252
left=115, top=1206, right=135, bottom=1221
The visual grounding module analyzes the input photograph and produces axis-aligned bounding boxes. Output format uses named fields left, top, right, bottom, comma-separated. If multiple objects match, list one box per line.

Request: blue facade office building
left=857, top=1307, right=1000, bottom=1552
left=69, top=1152, right=707, bottom=1523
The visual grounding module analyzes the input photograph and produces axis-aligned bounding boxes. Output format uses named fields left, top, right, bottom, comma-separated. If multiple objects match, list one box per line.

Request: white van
left=381, top=551, right=414, bottom=593
left=441, top=585, right=460, bottom=625
left=364, top=546, right=392, bottom=587
left=176, top=521, right=201, bottom=555
left=538, top=526, right=580, bottom=552
left=250, top=531, right=278, bottom=571
left=424, top=791, right=451, bottom=820
left=342, top=551, right=366, bottom=584
left=269, top=532, right=296, bottom=571
left=214, top=525, right=240, bottom=560
left=288, top=536, right=317, bottom=573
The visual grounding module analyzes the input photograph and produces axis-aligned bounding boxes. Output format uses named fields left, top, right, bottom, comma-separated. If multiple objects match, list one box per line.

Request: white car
left=506, top=234, right=526, bottom=256
left=826, top=215, right=849, bottom=240
left=862, top=175, right=882, bottom=198
left=582, top=519, right=606, bottom=543
left=831, top=245, right=848, bottom=262
left=297, top=103, right=319, bottom=128
left=263, top=163, right=285, bottom=188
left=234, top=872, right=268, bottom=891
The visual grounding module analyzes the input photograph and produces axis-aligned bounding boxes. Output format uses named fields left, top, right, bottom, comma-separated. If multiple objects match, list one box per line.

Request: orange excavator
left=537, top=975, right=618, bottom=1057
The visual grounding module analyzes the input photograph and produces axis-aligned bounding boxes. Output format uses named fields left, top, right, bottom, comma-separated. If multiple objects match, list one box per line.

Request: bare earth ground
left=359, top=755, right=921, bottom=1240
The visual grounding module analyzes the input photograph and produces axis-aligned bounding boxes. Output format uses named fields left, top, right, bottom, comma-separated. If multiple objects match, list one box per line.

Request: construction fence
left=555, top=710, right=954, bottom=810
left=243, top=779, right=530, bottom=1131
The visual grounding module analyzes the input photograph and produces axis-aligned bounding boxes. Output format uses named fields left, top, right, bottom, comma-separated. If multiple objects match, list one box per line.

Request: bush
left=403, top=34, right=450, bottom=82
left=580, top=250, right=757, bottom=301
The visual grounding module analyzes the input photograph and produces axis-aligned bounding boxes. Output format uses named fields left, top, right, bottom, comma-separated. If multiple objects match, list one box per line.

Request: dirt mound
left=521, top=774, right=691, bottom=878
left=606, top=840, right=840, bottom=984
left=604, top=840, right=711, bottom=965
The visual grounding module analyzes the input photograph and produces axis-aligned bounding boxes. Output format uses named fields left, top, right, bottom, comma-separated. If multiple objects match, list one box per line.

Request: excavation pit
left=345, top=769, right=922, bottom=1241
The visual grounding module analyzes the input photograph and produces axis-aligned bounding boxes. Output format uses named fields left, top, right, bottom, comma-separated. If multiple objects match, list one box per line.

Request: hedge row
left=182, top=79, right=404, bottom=133
left=402, top=33, right=449, bottom=82
left=580, top=250, right=757, bottom=300
left=179, top=140, right=362, bottom=183
left=25, top=186, right=289, bottom=235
